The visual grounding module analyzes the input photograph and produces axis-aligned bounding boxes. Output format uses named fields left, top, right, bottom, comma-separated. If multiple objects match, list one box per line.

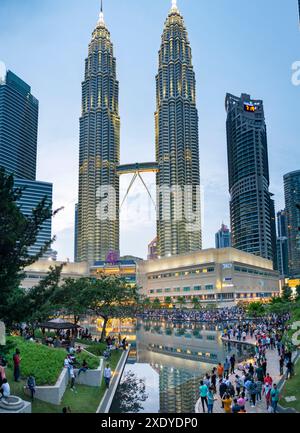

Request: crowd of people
left=141, top=306, right=246, bottom=323
left=198, top=312, right=294, bottom=413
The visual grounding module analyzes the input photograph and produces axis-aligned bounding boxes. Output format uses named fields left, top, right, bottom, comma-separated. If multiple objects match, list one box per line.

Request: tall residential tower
left=156, top=0, right=202, bottom=257
left=225, top=93, right=277, bottom=267
left=77, top=5, right=120, bottom=263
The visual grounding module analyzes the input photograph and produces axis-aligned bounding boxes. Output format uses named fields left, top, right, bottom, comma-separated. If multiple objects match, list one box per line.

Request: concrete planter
left=24, top=358, right=103, bottom=405
left=74, top=358, right=104, bottom=387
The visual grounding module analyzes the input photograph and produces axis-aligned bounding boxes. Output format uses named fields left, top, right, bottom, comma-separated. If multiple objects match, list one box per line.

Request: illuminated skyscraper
left=156, top=0, right=202, bottom=257
left=225, top=93, right=277, bottom=267
left=77, top=4, right=120, bottom=263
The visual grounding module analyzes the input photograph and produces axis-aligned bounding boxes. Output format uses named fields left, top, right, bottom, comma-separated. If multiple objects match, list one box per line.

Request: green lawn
left=5, top=343, right=122, bottom=413
left=5, top=337, right=100, bottom=385
left=279, top=357, right=300, bottom=413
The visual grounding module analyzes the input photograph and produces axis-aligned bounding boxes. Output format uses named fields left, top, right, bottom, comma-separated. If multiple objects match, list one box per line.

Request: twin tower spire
left=97, top=0, right=179, bottom=27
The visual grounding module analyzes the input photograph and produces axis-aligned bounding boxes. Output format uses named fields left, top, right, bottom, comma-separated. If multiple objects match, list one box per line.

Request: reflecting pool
left=110, top=319, right=255, bottom=413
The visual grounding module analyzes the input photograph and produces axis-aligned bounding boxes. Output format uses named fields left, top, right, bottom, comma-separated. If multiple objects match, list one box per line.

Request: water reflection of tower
left=152, top=364, right=200, bottom=413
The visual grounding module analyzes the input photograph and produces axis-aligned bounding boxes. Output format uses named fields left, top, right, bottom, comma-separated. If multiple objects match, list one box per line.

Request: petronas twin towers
left=76, top=1, right=202, bottom=264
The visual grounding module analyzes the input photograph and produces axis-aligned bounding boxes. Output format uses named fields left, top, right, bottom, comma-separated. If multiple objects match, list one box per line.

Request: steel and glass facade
left=225, top=93, right=277, bottom=267
left=14, top=179, right=53, bottom=257
left=284, top=170, right=300, bottom=277
left=77, top=13, right=120, bottom=263
left=276, top=210, right=289, bottom=278
left=155, top=3, right=202, bottom=258
left=0, top=70, right=38, bottom=180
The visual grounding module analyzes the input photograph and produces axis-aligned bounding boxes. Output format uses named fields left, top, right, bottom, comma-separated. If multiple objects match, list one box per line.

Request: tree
left=192, top=297, right=201, bottom=310
left=142, top=297, right=151, bottom=310
left=110, top=370, right=148, bottom=413
left=152, top=298, right=161, bottom=310
left=176, top=296, right=186, bottom=309
left=295, top=285, right=300, bottom=301
left=81, top=276, right=139, bottom=342
left=0, top=168, right=61, bottom=323
left=282, top=285, right=293, bottom=302
left=164, top=296, right=173, bottom=308
left=52, top=277, right=90, bottom=325
left=247, top=301, right=265, bottom=318
left=23, top=264, right=64, bottom=326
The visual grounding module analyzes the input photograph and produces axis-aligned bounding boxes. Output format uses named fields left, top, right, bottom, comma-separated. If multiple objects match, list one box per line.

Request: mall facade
left=23, top=248, right=280, bottom=307
left=137, top=248, right=280, bottom=306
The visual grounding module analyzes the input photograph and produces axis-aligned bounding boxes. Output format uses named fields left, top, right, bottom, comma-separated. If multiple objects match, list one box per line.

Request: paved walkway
left=196, top=337, right=283, bottom=414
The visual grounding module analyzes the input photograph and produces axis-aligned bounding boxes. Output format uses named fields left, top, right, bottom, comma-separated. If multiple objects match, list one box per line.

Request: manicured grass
left=6, top=337, right=100, bottom=385
left=5, top=342, right=123, bottom=413
left=6, top=367, right=104, bottom=413
left=279, top=357, right=300, bottom=413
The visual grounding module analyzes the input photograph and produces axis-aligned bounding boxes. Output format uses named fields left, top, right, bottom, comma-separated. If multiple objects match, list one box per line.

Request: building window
left=205, top=285, right=214, bottom=290
left=183, top=287, right=191, bottom=292
left=194, top=286, right=201, bottom=291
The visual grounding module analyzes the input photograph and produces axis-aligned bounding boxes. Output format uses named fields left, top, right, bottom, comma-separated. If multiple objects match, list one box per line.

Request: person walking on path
left=222, top=393, right=232, bottom=413
left=199, top=380, right=209, bottom=413
left=255, top=378, right=263, bottom=402
left=230, top=354, right=236, bottom=374
left=13, top=349, right=21, bottom=382
left=69, top=366, right=77, bottom=393
left=249, top=380, right=257, bottom=407
left=104, top=363, right=112, bottom=389
left=219, top=379, right=227, bottom=408
left=207, top=387, right=215, bottom=413
left=264, top=373, right=273, bottom=387
left=270, top=384, right=280, bottom=413
left=263, top=383, right=272, bottom=411
left=224, top=358, right=230, bottom=378
left=217, top=363, right=224, bottom=380
left=279, top=356, right=284, bottom=376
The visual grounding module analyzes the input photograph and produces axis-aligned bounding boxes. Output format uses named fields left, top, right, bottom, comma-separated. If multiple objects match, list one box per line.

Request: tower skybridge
left=117, top=162, right=159, bottom=210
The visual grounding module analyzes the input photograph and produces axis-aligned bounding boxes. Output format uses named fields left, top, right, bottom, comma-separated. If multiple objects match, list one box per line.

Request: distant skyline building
left=276, top=210, right=289, bottom=278
left=225, top=93, right=277, bottom=269
left=0, top=70, right=38, bottom=180
left=155, top=1, right=202, bottom=258
left=0, top=69, right=53, bottom=258
left=284, top=170, right=300, bottom=278
left=148, top=237, right=158, bottom=260
left=215, top=224, right=231, bottom=249
left=76, top=5, right=120, bottom=263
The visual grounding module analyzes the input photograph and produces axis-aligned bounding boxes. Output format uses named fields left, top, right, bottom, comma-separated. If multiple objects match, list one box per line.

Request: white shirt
left=1, top=383, right=10, bottom=398
left=104, top=368, right=112, bottom=379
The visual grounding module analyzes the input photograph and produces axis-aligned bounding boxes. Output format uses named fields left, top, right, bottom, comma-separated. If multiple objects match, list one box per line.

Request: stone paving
left=195, top=336, right=283, bottom=414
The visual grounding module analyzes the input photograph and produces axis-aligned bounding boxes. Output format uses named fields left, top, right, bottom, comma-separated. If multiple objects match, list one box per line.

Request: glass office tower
left=284, top=170, right=300, bottom=278
left=0, top=70, right=38, bottom=180
left=225, top=93, right=277, bottom=267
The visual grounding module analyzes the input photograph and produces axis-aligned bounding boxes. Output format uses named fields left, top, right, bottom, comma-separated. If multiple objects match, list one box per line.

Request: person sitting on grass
left=27, top=375, right=36, bottom=401
left=78, top=360, right=89, bottom=377
left=0, top=379, right=10, bottom=401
